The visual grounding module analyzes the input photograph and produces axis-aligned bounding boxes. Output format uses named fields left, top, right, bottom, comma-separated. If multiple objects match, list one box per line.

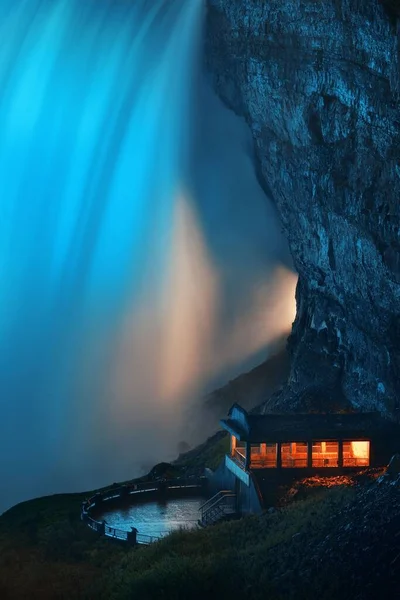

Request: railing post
left=245, top=442, right=251, bottom=470
left=120, top=485, right=130, bottom=499
left=338, top=440, right=343, bottom=468
left=127, top=527, right=138, bottom=545
left=277, top=442, right=282, bottom=469
left=94, top=493, right=104, bottom=507
left=81, top=501, right=88, bottom=522
left=307, top=441, right=313, bottom=468
left=158, top=479, right=167, bottom=494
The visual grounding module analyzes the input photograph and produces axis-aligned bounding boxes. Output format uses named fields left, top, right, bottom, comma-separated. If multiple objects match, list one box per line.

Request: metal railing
left=81, top=476, right=207, bottom=545
left=86, top=516, right=101, bottom=532
left=105, top=525, right=129, bottom=541
left=312, top=457, right=339, bottom=468
left=199, top=490, right=236, bottom=527
left=281, top=458, right=308, bottom=468
left=250, top=455, right=278, bottom=468
left=343, top=457, right=369, bottom=467
left=198, top=490, right=231, bottom=514
left=233, top=449, right=246, bottom=467
left=137, top=532, right=165, bottom=545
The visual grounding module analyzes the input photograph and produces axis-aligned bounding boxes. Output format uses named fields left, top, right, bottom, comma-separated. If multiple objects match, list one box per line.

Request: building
left=203, top=404, right=400, bottom=522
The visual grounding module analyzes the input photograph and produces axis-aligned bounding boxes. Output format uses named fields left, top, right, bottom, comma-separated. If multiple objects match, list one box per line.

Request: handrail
left=199, top=490, right=236, bottom=525
left=233, top=449, right=246, bottom=466
left=86, top=476, right=207, bottom=506
left=85, top=515, right=162, bottom=543
left=200, top=493, right=235, bottom=516
left=82, top=476, right=208, bottom=545
left=137, top=532, right=164, bottom=545
left=198, top=490, right=232, bottom=512
left=105, top=525, right=128, bottom=540
left=199, top=489, right=236, bottom=527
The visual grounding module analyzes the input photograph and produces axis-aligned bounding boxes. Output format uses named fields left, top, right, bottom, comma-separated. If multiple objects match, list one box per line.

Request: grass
left=0, top=478, right=355, bottom=599
left=0, top=431, right=231, bottom=598
left=174, top=430, right=229, bottom=472
left=99, top=486, right=354, bottom=600
left=3, top=432, right=385, bottom=599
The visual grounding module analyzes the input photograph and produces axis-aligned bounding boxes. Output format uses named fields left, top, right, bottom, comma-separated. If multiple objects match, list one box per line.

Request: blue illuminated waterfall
left=0, top=0, right=205, bottom=511
left=0, top=1, right=296, bottom=513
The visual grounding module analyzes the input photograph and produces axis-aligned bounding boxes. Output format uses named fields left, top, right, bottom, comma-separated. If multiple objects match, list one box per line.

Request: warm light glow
left=343, top=441, right=370, bottom=466
left=161, top=197, right=298, bottom=393
left=282, top=441, right=308, bottom=468
left=0, top=0, right=299, bottom=513
left=312, top=441, right=339, bottom=467
left=351, top=441, right=370, bottom=459
left=0, top=0, right=206, bottom=508
left=159, top=192, right=219, bottom=402
left=214, top=266, right=297, bottom=370
left=231, top=435, right=237, bottom=454
left=249, top=443, right=277, bottom=468
left=103, top=192, right=298, bottom=461
left=109, top=193, right=298, bottom=417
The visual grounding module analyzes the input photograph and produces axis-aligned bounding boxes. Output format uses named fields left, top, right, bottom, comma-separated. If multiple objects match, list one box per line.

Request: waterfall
left=0, top=0, right=296, bottom=513
left=0, top=0, right=205, bottom=511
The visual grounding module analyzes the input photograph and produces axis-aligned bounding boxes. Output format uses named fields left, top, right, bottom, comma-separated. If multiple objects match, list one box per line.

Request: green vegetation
left=0, top=479, right=355, bottom=599
left=174, top=430, right=229, bottom=471
left=0, top=433, right=231, bottom=599
left=1, top=430, right=389, bottom=599
left=101, top=486, right=355, bottom=600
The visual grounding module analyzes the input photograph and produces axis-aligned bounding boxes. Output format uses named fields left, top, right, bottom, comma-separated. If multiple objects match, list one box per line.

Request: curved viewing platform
left=81, top=477, right=208, bottom=545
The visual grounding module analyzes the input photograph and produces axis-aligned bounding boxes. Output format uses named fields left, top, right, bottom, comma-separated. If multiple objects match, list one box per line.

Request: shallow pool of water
left=98, top=497, right=204, bottom=538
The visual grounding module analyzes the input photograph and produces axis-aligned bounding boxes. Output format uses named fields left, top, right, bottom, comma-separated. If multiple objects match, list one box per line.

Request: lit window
left=312, top=441, right=338, bottom=467
left=343, top=441, right=370, bottom=467
left=281, top=442, right=308, bottom=468
left=250, top=443, right=277, bottom=468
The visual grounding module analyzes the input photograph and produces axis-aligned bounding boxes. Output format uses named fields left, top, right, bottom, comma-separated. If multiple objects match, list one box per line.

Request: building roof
left=220, top=403, right=399, bottom=443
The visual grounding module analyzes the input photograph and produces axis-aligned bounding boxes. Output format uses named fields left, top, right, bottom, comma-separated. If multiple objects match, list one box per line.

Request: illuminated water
left=0, top=0, right=204, bottom=511
left=0, top=0, right=296, bottom=513
left=97, top=497, right=204, bottom=538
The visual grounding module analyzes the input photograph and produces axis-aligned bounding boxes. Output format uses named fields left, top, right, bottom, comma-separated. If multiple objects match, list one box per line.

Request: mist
left=0, top=0, right=296, bottom=515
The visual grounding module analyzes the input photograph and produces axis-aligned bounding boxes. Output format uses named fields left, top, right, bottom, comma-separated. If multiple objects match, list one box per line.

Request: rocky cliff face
left=205, top=0, right=400, bottom=416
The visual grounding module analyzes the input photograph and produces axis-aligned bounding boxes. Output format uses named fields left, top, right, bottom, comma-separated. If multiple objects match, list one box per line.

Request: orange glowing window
left=250, top=443, right=277, bottom=468
left=312, top=441, right=338, bottom=467
left=281, top=442, right=308, bottom=468
left=343, top=441, right=370, bottom=467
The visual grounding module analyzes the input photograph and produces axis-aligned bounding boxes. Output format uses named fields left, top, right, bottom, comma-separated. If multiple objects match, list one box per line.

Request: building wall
left=372, top=436, right=400, bottom=466
left=206, top=459, right=263, bottom=515
left=236, top=474, right=263, bottom=514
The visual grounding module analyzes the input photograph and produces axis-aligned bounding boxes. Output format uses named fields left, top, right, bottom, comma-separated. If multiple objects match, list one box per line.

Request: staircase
left=198, top=490, right=237, bottom=527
